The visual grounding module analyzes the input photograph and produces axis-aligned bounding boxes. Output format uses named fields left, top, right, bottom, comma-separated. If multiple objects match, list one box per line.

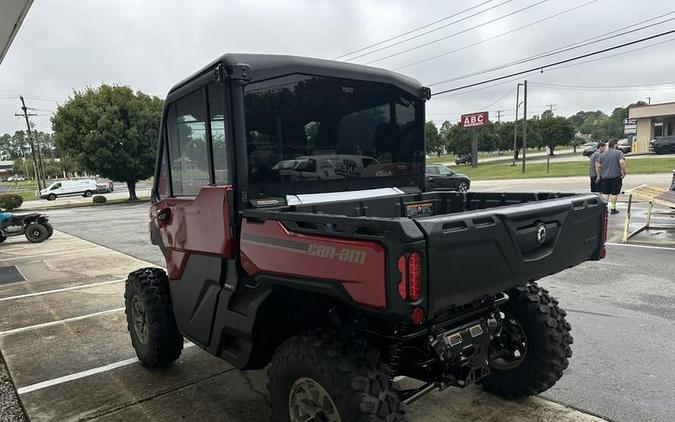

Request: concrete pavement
left=0, top=229, right=608, bottom=421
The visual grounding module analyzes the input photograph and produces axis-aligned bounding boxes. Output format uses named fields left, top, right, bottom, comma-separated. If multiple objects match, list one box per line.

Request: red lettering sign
left=460, top=111, right=489, bottom=128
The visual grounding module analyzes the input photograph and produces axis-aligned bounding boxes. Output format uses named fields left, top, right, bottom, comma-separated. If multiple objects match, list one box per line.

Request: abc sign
left=461, top=112, right=488, bottom=128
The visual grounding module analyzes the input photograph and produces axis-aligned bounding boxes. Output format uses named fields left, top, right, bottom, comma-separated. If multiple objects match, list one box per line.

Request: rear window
left=244, top=74, right=424, bottom=195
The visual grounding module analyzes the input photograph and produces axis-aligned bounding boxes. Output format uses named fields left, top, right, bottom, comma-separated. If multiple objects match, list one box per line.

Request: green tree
left=425, top=121, right=444, bottom=156
left=539, top=116, right=576, bottom=155
left=51, top=84, right=163, bottom=199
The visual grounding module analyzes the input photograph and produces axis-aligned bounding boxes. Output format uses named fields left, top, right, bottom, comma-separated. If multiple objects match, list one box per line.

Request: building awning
left=0, top=0, right=33, bottom=66
left=629, top=101, right=675, bottom=119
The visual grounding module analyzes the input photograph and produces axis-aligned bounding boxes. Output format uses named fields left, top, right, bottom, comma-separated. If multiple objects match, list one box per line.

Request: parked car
left=617, top=139, right=632, bottom=154
left=583, top=144, right=598, bottom=157
left=454, top=153, right=471, bottom=165
left=96, top=178, right=114, bottom=193
left=425, top=164, right=470, bottom=191
left=0, top=212, right=53, bottom=243
left=650, top=136, right=675, bottom=154
left=124, top=53, right=605, bottom=420
left=39, top=179, right=98, bottom=200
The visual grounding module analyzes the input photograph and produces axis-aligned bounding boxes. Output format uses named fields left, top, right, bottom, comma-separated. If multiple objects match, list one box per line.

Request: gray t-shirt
left=597, top=148, right=625, bottom=179
left=589, top=151, right=601, bottom=177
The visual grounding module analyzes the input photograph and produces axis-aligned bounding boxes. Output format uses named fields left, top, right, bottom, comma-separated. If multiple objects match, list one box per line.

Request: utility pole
left=647, top=97, right=651, bottom=105
left=522, top=80, right=528, bottom=174
left=16, top=96, right=44, bottom=190
left=496, top=110, right=502, bottom=123
left=546, top=104, right=556, bottom=113
left=512, top=83, right=523, bottom=166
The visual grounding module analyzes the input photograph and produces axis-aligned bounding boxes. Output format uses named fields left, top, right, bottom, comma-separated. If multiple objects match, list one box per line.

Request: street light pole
left=512, top=83, right=523, bottom=166
left=522, top=80, right=528, bottom=174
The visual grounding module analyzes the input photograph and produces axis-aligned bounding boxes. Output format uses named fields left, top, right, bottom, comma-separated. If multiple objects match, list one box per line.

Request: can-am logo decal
left=307, top=244, right=367, bottom=264
left=242, top=233, right=367, bottom=265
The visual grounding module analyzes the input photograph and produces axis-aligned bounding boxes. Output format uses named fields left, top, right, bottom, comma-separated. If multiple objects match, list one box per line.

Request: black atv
left=0, top=213, right=54, bottom=243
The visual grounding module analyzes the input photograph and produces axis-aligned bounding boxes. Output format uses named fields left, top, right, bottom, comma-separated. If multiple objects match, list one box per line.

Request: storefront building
left=628, top=101, right=675, bottom=153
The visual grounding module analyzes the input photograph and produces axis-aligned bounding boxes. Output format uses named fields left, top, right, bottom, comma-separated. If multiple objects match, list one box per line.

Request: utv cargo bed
left=244, top=191, right=607, bottom=317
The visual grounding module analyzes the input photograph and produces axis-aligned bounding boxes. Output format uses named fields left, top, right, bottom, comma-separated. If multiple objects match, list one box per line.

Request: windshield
left=244, top=74, right=424, bottom=197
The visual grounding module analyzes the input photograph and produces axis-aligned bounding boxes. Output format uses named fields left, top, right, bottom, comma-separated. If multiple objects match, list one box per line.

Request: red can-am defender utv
left=125, top=54, right=607, bottom=421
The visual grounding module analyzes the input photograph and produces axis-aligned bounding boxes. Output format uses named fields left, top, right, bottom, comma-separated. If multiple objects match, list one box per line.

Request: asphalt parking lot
left=1, top=192, right=673, bottom=421
left=0, top=228, right=606, bottom=422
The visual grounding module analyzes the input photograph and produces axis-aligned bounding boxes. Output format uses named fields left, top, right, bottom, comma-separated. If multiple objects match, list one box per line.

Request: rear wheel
left=83, top=190, right=93, bottom=197
left=25, top=223, right=48, bottom=243
left=0, top=234, right=6, bottom=243
left=268, top=330, right=406, bottom=422
left=124, top=268, right=183, bottom=367
left=482, top=282, right=572, bottom=399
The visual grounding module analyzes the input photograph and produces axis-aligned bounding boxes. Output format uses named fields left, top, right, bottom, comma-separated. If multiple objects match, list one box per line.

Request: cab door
left=151, top=78, right=235, bottom=347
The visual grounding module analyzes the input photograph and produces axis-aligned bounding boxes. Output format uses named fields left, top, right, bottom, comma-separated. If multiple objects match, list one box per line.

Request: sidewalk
left=17, top=190, right=151, bottom=210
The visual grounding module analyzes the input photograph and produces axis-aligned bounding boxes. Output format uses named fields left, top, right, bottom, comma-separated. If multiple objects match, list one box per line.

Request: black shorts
left=590, top=177, right=600, bottom=192
left=601, top=177, right=622, bottom=195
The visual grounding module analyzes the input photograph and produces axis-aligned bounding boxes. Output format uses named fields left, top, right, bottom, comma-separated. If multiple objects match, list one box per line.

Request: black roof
left=168, top=53, right=427, bottom=98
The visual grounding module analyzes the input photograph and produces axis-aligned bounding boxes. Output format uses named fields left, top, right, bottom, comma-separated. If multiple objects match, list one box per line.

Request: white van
left=40, top=179, right=99, bottom=201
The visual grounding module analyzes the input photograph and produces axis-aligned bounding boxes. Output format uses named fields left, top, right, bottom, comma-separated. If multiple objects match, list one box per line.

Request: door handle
left=157, top=208, right=172, bottom=224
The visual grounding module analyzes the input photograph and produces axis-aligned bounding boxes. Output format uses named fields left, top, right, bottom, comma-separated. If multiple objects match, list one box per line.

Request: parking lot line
left=0, top=307, right=125, bottom=337
left=0, top=278, right=126, bottom=302
left=606, top=242, right=674, bottom=251
left=16, top=343, right=196, bottom=395
left=0, top=246, right=98, bottom=262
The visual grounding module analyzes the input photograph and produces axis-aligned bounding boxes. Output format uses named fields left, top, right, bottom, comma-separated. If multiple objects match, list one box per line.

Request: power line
left=341, top=0, right=514, bottom=62
left=396, top=0, right=598, bottom=70
left=481, top=87, right=517, bottom=109
left=430, top=27, right=675, bottom=96
left=531, top=81, right=675, bottom=91
left=429, top=16, right=675, bottom=87
left=362, top=0, right=549, bottom=65
left=546, top=34, right=675, bottom=72
left=332, top=0, right=496, bottom=60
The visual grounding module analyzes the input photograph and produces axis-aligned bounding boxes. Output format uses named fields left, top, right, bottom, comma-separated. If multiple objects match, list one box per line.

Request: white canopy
left=0, top=0, right=33, bottom=66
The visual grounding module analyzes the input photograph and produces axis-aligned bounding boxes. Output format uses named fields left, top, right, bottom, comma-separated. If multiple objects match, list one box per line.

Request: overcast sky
left=2, top=0, right=675, bottom=133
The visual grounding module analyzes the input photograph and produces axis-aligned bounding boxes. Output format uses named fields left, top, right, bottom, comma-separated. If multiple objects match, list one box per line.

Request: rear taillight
left=408, top=252, right=422, bottom=301
left=397, top=256, right=407, bottom=300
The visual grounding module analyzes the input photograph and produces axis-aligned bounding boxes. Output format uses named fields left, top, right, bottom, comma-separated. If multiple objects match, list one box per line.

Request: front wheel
left=457, top=181, right=469, bottom=192
left=482, top=282, right=573, bottom=399
left=47, top=193, right=56, bottom=201
left=43, top=222, right=54, bottom=238
left=25, top=223, right=48, bottom=243
left=124, top=268, right=183, bottom=367
left=268, top=330, right=406, bottom=422
left=83, top=190, right=93, bottom=197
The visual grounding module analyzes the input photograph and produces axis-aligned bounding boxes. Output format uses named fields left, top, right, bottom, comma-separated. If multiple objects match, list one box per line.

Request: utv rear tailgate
left=414, top=194, right=606, bottom=316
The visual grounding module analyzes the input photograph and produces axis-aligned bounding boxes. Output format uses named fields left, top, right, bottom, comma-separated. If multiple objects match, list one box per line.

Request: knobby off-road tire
left=43, top=222, right=54, bottom=238
left=124, top=268, right=183, bottom=367
left=482, top=282, right=573, bottom=399
left=268, top=330, right=406, bottom=422
left=25, top=223, right=48, bottom=243
left=0, top=234, right=6, bottom=243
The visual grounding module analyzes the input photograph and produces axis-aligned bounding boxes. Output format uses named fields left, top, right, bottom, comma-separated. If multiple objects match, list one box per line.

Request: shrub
left=0, top=194, right=23, bottom=211
left=92, top=195, right=107, bottom=204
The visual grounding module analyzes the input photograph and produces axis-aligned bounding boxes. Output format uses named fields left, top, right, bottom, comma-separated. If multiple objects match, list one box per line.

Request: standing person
left=596, top=139, right=626, bottom=214
left=589, top=142, right=606, bottom=192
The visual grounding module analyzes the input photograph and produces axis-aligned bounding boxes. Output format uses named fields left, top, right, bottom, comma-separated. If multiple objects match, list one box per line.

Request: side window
left=156, top=143, right=170, bottom=198
left=166, top=89, right=210, bottom=196
left=207, top=82, right=229, bottom=184
left=426, top=166, right=439, bottom=175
